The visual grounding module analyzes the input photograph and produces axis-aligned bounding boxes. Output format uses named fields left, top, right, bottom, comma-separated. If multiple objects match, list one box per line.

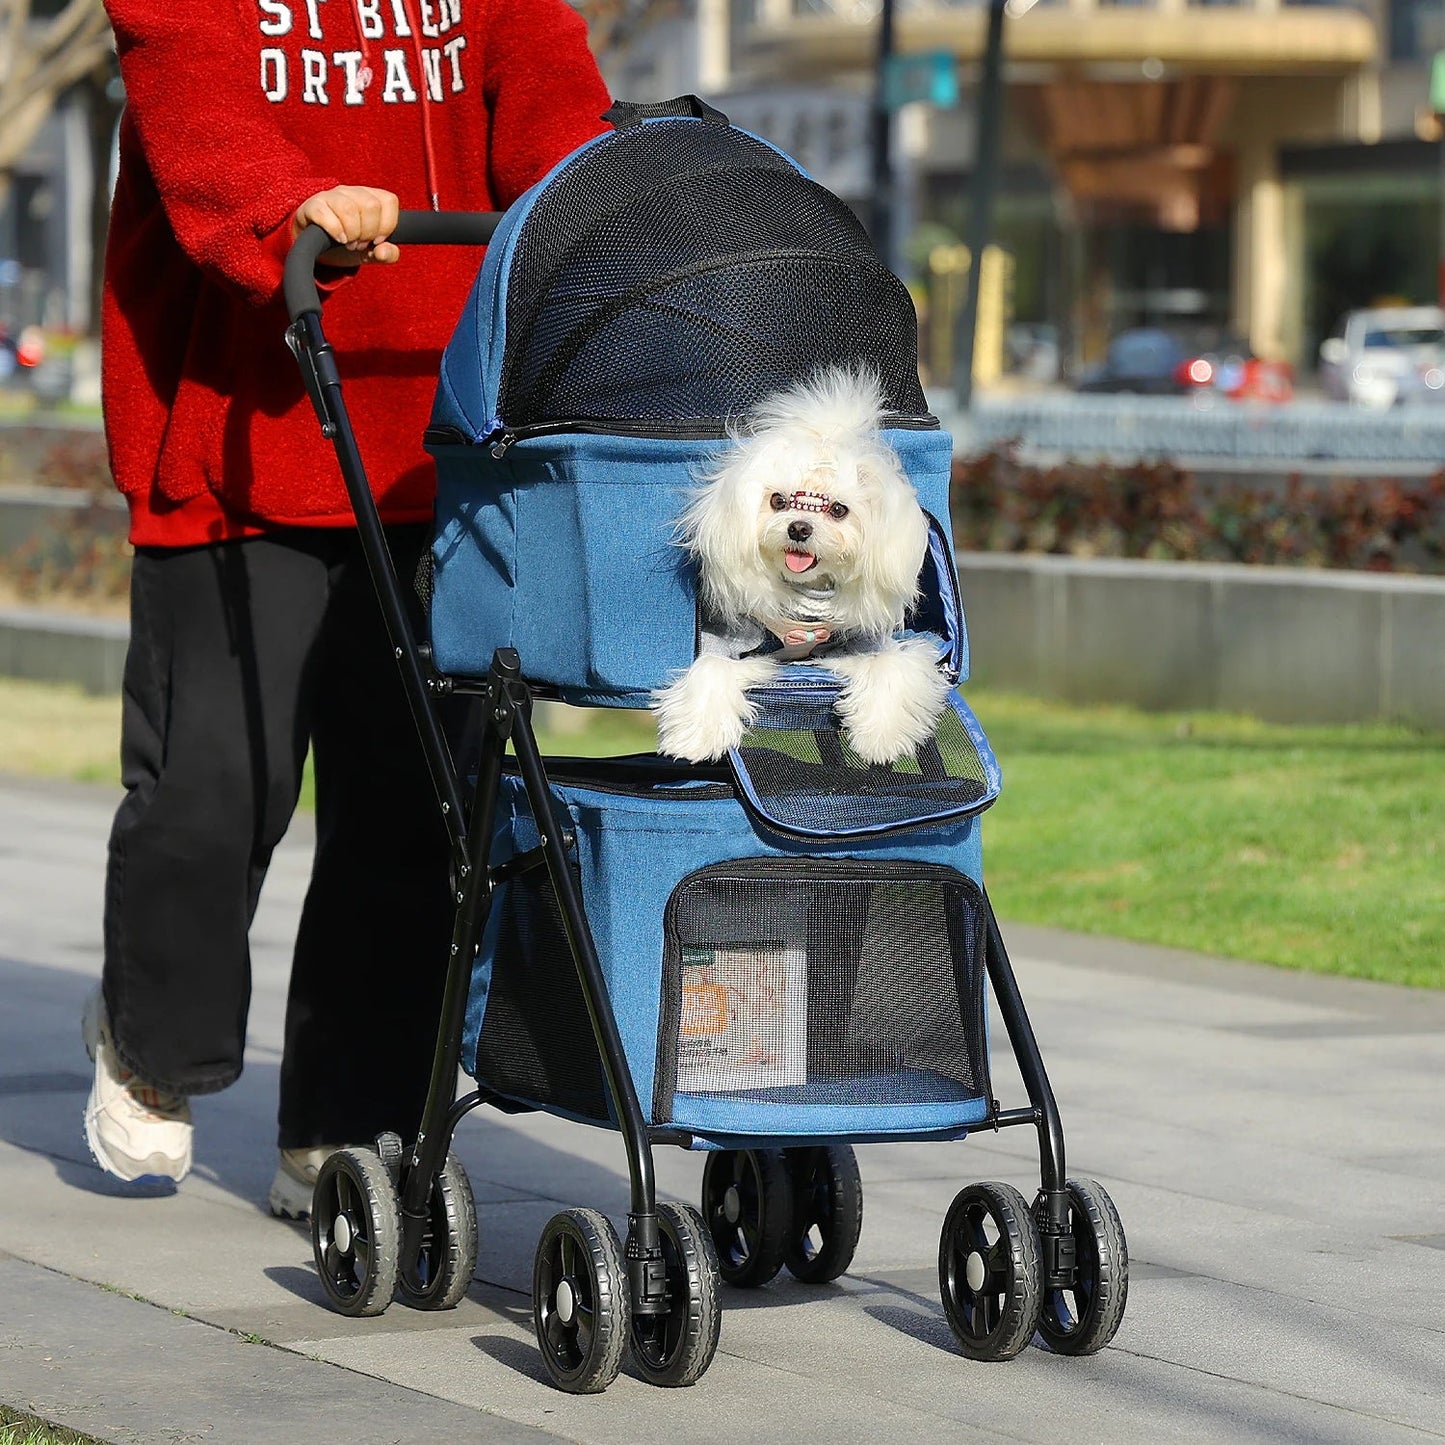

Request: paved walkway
left=1, top=774, right=1441, bottom=1443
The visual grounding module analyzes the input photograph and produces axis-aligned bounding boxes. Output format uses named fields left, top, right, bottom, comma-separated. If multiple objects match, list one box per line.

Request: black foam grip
left=282, top=211, right=502, bottom=321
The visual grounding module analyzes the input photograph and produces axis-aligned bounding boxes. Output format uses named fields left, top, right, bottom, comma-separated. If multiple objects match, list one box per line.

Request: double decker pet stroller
left=283, top=95, right=1128, bottom=1393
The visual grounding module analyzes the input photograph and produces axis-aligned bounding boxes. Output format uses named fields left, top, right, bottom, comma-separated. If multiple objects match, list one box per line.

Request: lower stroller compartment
left=466, top=764, right=993, bottom=1144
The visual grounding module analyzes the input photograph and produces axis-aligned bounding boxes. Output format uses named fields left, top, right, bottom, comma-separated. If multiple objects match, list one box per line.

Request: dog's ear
left=682, top=437, right=775, bottom=621
left=858, top=450, right=930, bottom=628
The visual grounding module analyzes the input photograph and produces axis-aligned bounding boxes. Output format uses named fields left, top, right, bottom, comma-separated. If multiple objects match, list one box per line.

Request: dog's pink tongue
left=785, top=550, right=817, bottom=574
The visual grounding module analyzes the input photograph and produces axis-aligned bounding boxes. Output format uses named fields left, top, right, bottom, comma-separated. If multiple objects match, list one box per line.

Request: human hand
left=291, top=186, right=401, bottom=267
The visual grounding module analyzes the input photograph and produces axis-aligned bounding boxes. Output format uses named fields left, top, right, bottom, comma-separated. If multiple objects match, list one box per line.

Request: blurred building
left=0, top=93, right=102, bottom=338
left=600, top=0, right=1445, bottom=376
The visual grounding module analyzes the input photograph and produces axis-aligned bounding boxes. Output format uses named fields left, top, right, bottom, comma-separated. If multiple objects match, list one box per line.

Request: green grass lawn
left=0, top=677, right=1437, bottom=988
left=0, top=1408, right=99, bottom=1445
left=971, top=693, right=1443, bottom=989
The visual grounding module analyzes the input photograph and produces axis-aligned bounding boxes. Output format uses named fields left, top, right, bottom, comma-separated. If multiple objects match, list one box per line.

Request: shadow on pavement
left=262, top=1263, right=329, bottom=1308
left=862, top=1301, right=959, bottom=1355
left=472, top=1332, right=551, bottom=1384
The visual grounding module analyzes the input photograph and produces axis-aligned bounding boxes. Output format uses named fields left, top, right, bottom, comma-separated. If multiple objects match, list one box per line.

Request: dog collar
left=784, top=579, right=835, bottom=602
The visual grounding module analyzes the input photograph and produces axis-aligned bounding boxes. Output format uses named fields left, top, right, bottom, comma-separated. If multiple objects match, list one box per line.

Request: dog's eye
left=827, top=501, right=849, bottom=520
left=769, top=493, right=789, bottom=512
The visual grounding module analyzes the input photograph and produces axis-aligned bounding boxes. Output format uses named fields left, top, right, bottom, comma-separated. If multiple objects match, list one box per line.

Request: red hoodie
left=102, top=0, right=611, bottom=547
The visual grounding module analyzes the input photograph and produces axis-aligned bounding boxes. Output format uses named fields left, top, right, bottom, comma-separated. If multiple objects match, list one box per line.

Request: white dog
left=652, top=366, right=951, bottom=764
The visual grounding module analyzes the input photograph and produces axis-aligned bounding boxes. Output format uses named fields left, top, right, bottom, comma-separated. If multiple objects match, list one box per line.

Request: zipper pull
left=480, top=418, right=515, bottom=458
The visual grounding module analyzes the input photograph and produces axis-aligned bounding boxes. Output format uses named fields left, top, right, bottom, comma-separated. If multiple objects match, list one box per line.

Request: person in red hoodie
left=85, top=0, right=610, bottom=1215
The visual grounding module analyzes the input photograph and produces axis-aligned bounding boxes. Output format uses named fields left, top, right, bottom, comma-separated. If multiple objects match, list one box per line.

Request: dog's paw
left=831, top=643, right=950, bottom=764
left=653, top=655, right=777, bottom=762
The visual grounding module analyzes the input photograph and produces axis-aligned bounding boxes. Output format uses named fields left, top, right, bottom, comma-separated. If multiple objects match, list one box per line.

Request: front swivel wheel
left=629, top=1202, right=722, bottom=1387
left=533, top=1208, right=629, bottom=1393
left=1036, top=1178, right=1128, bottom=1355
left=398, top=1149, right=478, bottom=1311
left=938, top=1181, right=1042, bottom=1361
left=784, top=1144, right=863, bottom=1284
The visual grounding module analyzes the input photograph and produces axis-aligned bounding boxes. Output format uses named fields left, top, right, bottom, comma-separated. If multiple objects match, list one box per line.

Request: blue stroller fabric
left=464, top=767, right=993, bottom=1145
left=428, top=109, right=1000, bottom=1148
left=428, top=427, right=958, bottom=705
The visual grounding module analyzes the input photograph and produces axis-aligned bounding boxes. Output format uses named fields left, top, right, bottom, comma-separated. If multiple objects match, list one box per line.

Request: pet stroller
left=283, top=96, right=1128, bottom=1394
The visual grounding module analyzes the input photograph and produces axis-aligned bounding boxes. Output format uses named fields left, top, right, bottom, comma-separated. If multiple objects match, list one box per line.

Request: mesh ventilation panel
left=729, top=691, right=998, bottom=840
left=499, top=122, right=928, bottom=426
left=473, top=866, right=610, bottom=1123
left=654, top=860, right=990, bottom=1122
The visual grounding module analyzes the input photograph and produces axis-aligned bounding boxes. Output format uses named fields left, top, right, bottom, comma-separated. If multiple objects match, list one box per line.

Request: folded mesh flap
left=727, top=689, right=1001, bottom=842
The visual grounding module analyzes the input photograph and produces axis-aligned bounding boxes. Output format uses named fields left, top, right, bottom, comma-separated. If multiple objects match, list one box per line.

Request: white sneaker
left=268, top=1143, right=348, bottom=1220
left=82, top=987, right=193, bottom=1183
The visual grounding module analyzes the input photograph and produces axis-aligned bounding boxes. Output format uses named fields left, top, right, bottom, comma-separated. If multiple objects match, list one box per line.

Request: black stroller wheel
left=1036, top=1178, right=1128, bottom=1356
left=630, top=1202, right=722, bottom=1387
left=398, top=1150, right=478, bottom=1312
left=701, top=1148, right=793, bottom=1288
left=784, top=1144, right=864, bottom=1284
left=938, top=1181, right=1042, bottom=1361
left=311, top=1147, right=402, bottom=1318
left=533, top=1208, right=629, bottom=1394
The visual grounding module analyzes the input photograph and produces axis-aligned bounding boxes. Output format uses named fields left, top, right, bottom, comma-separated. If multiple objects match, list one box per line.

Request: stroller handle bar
left=284, top=211, right=503, bottom=323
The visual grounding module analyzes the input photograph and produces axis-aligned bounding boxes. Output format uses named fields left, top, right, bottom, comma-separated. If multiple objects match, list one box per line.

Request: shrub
left=1, top=431, right=129, bottom=606
left=37, top=432, right=112, bottom=496
left=952, top=449, right=1445, bottom=574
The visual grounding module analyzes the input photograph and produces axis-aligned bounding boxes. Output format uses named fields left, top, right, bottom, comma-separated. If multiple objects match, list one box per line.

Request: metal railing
left=786, top=0, right=1360, bottom=16
left=949, top=394, right=1445, bottom=465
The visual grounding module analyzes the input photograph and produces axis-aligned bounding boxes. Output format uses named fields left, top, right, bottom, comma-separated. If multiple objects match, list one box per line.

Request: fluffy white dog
left=653, top=366, right=951, bottom=764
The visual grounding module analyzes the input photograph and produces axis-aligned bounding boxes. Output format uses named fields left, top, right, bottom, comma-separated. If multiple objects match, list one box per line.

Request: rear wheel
left=701, top=1148, right=793, bottom=1288
left=311, top=1147, right=402, bottom=1318
left=784, top=1144, right=863, bottom=1284
left=398, top=1150, right=478, bottom=1311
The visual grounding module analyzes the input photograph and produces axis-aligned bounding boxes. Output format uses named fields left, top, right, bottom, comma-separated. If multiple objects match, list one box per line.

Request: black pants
left=102, top=526, right=460, bottom=1149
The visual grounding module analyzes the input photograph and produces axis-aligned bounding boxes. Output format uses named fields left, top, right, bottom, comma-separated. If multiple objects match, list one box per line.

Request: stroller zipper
left=426, top=412, right=943, bottom=459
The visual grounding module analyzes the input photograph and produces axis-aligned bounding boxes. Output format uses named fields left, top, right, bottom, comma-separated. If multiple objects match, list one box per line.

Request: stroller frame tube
left=982, top=894, right=1075, bottom=1286
left=284, top=219, right=669, bottom=1315
left=283, top=216, right=1078, bottom=1307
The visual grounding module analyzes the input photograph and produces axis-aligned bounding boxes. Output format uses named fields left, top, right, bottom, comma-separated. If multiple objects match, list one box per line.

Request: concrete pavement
left=1, top=773, right=1442, bottom=1443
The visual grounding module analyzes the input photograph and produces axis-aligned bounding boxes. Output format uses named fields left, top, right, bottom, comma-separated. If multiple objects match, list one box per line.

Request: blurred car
left=1075, top=327, right=1183, bottom=395
left=1075, top=327, right=1293, bottom=401
left=1318, top=306, right=1445, bottom=409
left=15, top=324, right=45, bottom=369
left=1006, top=322, right=1060, bottom=383
left=1395, top=360, right=1445, bottom=406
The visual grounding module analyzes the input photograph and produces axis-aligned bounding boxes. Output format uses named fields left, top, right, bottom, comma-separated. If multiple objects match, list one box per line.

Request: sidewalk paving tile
left=1, top=775, right=1441, bottom=1443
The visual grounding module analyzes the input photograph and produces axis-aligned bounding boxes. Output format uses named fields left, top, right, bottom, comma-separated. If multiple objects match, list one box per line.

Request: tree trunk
left=0, top=0, right=114, bottom=209
left=84, top=62, right=120, bottom=336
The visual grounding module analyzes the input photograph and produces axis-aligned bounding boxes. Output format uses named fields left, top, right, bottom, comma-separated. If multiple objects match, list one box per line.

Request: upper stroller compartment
left=430, top=100, right=929, bottom=441
left=426, top=99, right=958, bottom=705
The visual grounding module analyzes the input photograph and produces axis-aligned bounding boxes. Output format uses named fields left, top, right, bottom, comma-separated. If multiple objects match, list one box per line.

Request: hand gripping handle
left=282, top=210, right=503, bottom=322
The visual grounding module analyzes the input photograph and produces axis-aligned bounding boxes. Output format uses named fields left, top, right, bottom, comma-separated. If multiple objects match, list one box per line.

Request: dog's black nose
left=788, top=519, right=812, bottom=543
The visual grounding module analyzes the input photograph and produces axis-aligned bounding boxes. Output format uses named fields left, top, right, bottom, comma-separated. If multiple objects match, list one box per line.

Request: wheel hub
left=723, top=1185, right=742, bottom=1225
left=333, top=1213, right=354, bottom=1254
left=555, top=1277, right=577, bottom=1326
left=965, top=1251, right=986, bottom=1292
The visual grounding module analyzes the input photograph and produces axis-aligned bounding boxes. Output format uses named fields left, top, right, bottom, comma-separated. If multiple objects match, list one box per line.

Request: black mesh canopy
left=498, top=117, right=930, bottom=427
